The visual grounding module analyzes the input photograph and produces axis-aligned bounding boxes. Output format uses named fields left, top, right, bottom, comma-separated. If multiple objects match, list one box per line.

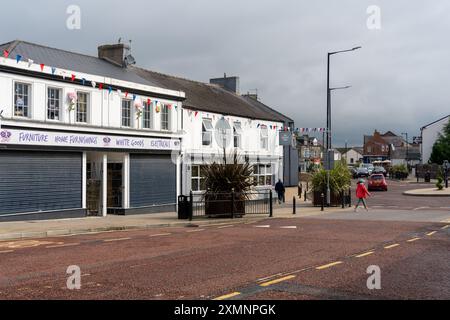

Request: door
left=107, top=163, right=123, bottom=208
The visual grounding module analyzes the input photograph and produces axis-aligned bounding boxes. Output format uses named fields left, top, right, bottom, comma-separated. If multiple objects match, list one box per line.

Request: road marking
left=103, top=237, right=131, bottom=242
left=407, top=237, right=421, bottom=243
left=260, top=275, right=296, bottom=287
left=384, top=244, right=400, bottom=249
left=0, top=250, right=14, bottom=254
left=186, top=229, right=205, bottom=233
left=426, top=231, right=437, bottom=236
left=149, top=233, right=171, bottom=237
left=217, top=225, right=234, bottom=229
left=254, top=225, right=270, bottom=228
left=316, top=261, right=343, bottom=270
left=280, top=226, right=297, bottom=229
left=46, top=243, right=80, bottom=249
left=413, top=207, right=430, bottom=211
left=213, top=292, right=241, bottom=300
left=441, top=225, right=449, bottom=230
left=355, top=251, right=374, bottom=258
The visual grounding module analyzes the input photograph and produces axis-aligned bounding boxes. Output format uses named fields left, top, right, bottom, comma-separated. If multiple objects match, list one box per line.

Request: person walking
left=275, top=179, right=286, bottom=204
left=355, top=179, right=371, bottom=212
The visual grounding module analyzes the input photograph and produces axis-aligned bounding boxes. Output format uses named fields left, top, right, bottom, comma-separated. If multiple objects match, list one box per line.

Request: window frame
left=75, top=91, right=90, bottom=124
left=233, top=121, right=242, bottom=148
left=121, top=99, right=132, bottom=128
left=46, top=86, right=62, bottom=121
left=160, top=103, right=170, bottom=131
left=252, top=164, right=273, bottom=186
left=260, top=125, right=269, bottom=150
left=13, top=81, right=32, bottom=118
left=191, top=165, right=206, bottom=192
left=142, top=101, right=153, bottom=130
left=202, top=118, right=213, bottom=147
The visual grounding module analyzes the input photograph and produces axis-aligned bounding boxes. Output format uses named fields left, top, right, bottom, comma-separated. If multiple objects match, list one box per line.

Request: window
left=260, top=125, right=268, bottom=149
left=233, top=122, right=242, bottom=148
left=121, top=99, right=132, bottom=127
left=191, top=165, right=206, bottom=191
left=47, top=87, right=61, bottom=120
left=14, top=82, right=31, bottom=117
left=202, top=118, right=213, bottom=146
left=161, top=104, right=170, bottom=131
left=143, top=101, right=153, bottom=129
left=253, top=164, right=272, bottom=186
left=76, top=92, right=89, bottom=123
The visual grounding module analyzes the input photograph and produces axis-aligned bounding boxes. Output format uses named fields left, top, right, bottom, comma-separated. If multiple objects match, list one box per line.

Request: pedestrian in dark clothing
left=275, top=179, right=285, bottom=204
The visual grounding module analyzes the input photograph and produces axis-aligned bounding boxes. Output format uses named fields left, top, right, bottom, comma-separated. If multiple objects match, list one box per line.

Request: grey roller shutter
left=130, top=154, right=176, bottom=207
left=0, top=151, right=82, bottom=216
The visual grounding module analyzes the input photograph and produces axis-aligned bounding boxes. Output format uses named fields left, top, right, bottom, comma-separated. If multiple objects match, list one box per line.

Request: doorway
left=107, top=163, right=123, bottom=210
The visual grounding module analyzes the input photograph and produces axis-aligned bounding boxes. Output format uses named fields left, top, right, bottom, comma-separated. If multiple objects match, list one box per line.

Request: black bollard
left=304, top=190, right=307, bottom=202
left=293, top=197, right=296, bottom=215
left=321, top=193, right=325, bottom=212
left=341, top=191, right=345, bottom=209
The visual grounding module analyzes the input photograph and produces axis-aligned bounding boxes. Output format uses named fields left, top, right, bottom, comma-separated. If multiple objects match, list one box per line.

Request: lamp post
left=325, top=47, right=361, bottom=206
left=402, top=132, right=409, bottom=168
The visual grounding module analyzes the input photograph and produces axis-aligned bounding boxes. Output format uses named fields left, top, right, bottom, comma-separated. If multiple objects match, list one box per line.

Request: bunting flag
left=168, top=104, right=172, bottom=110
left=3, top=50, right=9, bottom=58
left=71, top=74, right=76, bottom=82
left=132, top=94, right=136, bottom=101
left=81, top=78, right=86, bottom=85
left=117, top=89, right=122, bottom=96
left=194, top=111, right=198, bottom=117
left=91, top=81, right=96, bottom=88
left=16, top=55, right=22, bottom=63
left=298, top=128, right=326, bottom=133
left=51, top=67, right=56, bottom=75
left=125, top=92, right=129, bottom=98
left=40, top=63, right=45, bottom=72
left=147, top=98, right=151, bottom=106
left=98, top=83, right=103, bottom=90
left=108, top=86, right=112, bottom=94
left=27, top=59, right=34, bottom=68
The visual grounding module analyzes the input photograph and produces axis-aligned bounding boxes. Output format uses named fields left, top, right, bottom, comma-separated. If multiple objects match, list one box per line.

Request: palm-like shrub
left=202, top=151, right=255, bottom=200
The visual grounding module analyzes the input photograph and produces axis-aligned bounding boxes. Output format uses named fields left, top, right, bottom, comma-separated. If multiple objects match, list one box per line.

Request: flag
left=71, top=74, right=76, bottom=82
left=108, top=86, right=112, bottom=94
left=40, top=64, right=45, bottom=72
left=16, top=55, right=22, bottom=63
left=91, top=81, right=96, bottom=88
left=27, top=59, right=34, bottom=68
left=3, top=50, right=9, bottom=58
left=51, top=67, right=56, bottom=75
left=81, top=78, right=86, bottom=85
left=99, top=83, right=103, bottom=90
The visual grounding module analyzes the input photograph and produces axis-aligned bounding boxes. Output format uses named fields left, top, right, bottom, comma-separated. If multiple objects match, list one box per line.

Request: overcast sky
left=1, top=0, right=449, bottom=146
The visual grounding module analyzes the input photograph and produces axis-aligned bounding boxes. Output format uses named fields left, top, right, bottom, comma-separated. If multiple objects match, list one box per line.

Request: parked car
left=356, top=167, right=370, bottom=178
left=373, top=166, right=387, bottom=177
left=361, top=163, right=375, bottom=175
left=348, top=166, right=358, bottom=179
left=368, top=174, right=388, bottom=191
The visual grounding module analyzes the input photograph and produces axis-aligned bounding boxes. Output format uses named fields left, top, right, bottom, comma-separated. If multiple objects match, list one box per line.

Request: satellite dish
left=124, top=54, right=136, bottom=66
left=214, top=117, right=232, bottom=148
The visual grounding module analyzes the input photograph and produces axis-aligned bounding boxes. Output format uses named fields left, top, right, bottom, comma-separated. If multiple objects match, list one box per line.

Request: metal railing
left=179, top=190, right=273, bottom=220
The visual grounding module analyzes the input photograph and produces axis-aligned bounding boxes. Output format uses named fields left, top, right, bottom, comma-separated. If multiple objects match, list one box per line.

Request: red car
left=368, top=174, right=388, bottom=191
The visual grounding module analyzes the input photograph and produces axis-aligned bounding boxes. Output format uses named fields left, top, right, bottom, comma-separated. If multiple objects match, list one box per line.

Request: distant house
left=297, top=135, right=323, bottom=172
left=336, top=147, right=363, bottom=165
left=421, top=115, right=450, bottom=164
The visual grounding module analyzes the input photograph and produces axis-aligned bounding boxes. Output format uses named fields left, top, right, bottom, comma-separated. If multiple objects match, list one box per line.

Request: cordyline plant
left=202, top=151, right=256, bottom=200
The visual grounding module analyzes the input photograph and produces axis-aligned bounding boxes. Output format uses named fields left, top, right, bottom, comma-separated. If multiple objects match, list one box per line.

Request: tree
left=429, top=119, right=450, bottom=164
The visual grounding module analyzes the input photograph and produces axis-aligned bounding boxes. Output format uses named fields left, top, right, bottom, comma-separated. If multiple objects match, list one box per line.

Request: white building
left=0, top=40, right=292, bottom=222
left=337, top=147, right=363, bottom=165
left=421, top=115, right=450, bottom=164
left=0, top=41, right=184, bottom=221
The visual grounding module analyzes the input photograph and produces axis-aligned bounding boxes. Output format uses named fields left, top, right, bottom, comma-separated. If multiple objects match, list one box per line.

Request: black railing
left=178, top=190, right=273, bottom=220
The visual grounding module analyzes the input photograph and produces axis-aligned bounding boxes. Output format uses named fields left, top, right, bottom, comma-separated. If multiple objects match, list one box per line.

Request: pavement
left=0, top=202, right=334, bottom=242
left=403, top=187, right=450, bottom=197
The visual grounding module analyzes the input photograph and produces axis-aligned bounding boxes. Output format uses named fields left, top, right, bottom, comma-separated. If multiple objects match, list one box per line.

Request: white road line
left=280, top=226, right=297, bottom=229
left=254, top=225, right=271, bottom=228
left=0, top=250, right=14, bottom=254
left=186, top=229, right=205, bottom=233
left=103, top=237, right=131, bottom=242
left=413, top=207, right=430, bottom=211
left=46, top=243, right=80, bottom=249
left=149, top=233, right=171, bottom=237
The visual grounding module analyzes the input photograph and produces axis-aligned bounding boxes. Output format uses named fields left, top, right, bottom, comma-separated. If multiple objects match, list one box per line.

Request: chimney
left=98, top=42, right=135, bottom=68
left=242, top=90, right=258, bottom=101
left=210, top=74, right=240, bottom=94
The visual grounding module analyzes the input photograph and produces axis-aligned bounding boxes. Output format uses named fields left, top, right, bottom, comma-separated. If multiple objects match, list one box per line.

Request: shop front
left=0, top=127, right=181, bottom=222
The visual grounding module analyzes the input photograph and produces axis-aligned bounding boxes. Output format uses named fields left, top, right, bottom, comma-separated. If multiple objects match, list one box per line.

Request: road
left=0, top=181, right=448, bottom=300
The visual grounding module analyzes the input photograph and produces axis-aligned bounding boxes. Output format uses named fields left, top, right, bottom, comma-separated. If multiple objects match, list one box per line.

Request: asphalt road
left=0, top=181, right=448, bottom=300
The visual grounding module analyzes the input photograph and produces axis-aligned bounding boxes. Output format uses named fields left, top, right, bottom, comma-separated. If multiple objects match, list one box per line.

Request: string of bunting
left=1, top=52, right=178, bottom=110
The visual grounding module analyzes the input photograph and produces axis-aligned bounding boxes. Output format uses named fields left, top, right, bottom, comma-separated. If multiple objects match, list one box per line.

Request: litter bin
left=178, top=195, right=190, bottom=219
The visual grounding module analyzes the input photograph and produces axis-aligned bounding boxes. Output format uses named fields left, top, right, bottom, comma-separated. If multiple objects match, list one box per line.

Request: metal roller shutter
left=130, top=154, right=176, bottom=207
left=0, top=151, right=82, bottom=216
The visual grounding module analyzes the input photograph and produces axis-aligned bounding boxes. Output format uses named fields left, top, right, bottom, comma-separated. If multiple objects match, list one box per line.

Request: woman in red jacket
left=355, top=179, right=371, bottom=212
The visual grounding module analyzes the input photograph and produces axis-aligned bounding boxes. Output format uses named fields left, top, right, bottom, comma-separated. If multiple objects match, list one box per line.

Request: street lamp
left=325, top=46, right=361, bottom=206
left=402, top=132, right=409, bottom=167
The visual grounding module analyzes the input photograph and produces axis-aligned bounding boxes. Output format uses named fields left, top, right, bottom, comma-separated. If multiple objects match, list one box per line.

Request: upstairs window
left=161, top=104, right=170, bottom=131
left=47, top=87, right=61, bottom=120
left=260, top=125, right=268, bottom=149
left=202, top=118, right=213, bottom=146
left=143, top=101, right=153, bottom=129
left=76, top=92, right=89, bottom=123
left=14, top=82, right=31, bottom=118
left=121, top=99, right=132, bottom=127
left=233, top=122, right=242, bottom=148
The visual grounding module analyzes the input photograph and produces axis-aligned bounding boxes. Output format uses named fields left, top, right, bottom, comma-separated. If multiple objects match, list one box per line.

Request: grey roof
left=131, top=67, right=291, bottom=122
left=421, top=114, right=450, bottom=130
left=241, top=95, right=293, bottom=124
left=0, top=40, right=294, bottom=123
left=0, top=40, right=165, bottom=89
